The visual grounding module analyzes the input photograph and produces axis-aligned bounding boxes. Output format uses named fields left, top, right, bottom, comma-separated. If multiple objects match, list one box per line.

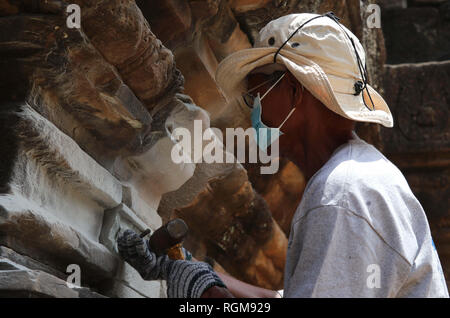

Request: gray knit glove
left=117, top=229, right=166, bottom=280
left=117, top=229, right=226, bottom=298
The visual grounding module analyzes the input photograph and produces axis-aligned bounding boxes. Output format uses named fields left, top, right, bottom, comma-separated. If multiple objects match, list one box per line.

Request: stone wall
left=0, top=0, right=447, bottom=297
left=379, top=0, right=450, bottom=285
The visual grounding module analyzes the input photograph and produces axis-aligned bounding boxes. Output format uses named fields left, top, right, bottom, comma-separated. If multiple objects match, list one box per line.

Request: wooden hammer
left=140, top=218, right=188, bottom=260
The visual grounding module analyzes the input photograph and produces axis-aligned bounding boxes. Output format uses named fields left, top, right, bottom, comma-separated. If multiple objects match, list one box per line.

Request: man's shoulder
left=339, top=137, right=408, bottom=191
left=297, top=135, right=428, bottom=265
left=300, top=136, right=405, bottom=211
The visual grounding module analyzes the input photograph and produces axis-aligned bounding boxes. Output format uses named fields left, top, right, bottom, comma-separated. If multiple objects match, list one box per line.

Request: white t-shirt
left=284, top=133, right=449, bottom=297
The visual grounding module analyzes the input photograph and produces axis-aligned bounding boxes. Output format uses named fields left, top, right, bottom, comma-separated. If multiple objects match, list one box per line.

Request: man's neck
left=290, top=130, right=353, bottom=182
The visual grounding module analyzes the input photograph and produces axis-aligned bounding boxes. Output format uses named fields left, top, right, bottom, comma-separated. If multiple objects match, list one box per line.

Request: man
left=117, top=13, right=449, bottom=297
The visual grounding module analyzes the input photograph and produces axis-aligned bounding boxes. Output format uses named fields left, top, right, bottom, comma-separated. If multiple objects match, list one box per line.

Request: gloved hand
left=117, top=229, right=226, bottom=298
left=117, top=229, right=166, bottom=280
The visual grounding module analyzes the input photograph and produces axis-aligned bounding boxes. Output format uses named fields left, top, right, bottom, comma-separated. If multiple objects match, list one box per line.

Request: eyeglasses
left=242, top=72, right=286, bottom=108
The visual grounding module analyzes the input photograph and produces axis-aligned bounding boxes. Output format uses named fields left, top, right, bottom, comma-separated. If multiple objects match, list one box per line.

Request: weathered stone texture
left=0, top=269, right=102, bottom=298
left=71, top=0, right=184, bottom=112
left=382, top=5, right=450, bottom=64
left=0, top=104, right=119, bottom=283
left=382, top=61, right=450, bottom=159
left=382, top=61, right=449, bottom=158
left=0, top=14, right=153, bottom=165
left=0, top=103, right=163, bottom=297
left=0, top=249, right=105, bottom=298
left=0, top=0, right=184, bottom=297
left=0, top=246, right=66, bottom=280
left=381, top=61, right=450, bottom=282
left=136, top=0, right=194, bottom=51
left=380, top=0, right=450, bottom=285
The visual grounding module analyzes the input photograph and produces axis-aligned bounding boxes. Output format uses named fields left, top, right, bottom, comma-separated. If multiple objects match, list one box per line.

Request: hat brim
left=215, top=47, right=393, bottom=128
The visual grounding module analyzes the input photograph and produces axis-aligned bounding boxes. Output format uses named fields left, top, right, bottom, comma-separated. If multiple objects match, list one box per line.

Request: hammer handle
left=167, top=243, right=185, bottom=260
left=139, top=229, right=151, bottom=238
left=140, top=228, right=185, bottom=260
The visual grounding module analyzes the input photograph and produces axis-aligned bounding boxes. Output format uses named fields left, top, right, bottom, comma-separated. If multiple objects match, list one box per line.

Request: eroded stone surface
left=0, top=103, right=164, bottom=296
left=0, top=104, right=122, bottom=240
left=382, top=6, right=450, bottom=64
left=0, top=246, right=66, bottom=280
left=72, top=0, right=184, bottom=112
left=381, top=60, right=450, bottom=283
left=0, top=268, right=104, bottom=298
left=113, top=96, right=210, bottom=211
left=382, top=61, right=449, bottom=157
left=0, top=14, right=153, bottom=165
left=109, top=262, right=161, bottom=298
left=0, top=251, right=106, bottom=298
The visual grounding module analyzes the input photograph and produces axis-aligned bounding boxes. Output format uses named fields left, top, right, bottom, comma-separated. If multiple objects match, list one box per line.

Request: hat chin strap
left=278, top=84, right=303, bottom=130
left=278, top=107, right=296, bottom=130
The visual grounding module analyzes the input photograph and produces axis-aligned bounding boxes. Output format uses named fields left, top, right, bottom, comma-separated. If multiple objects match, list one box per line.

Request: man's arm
left=201, top=272, right=280, bottom=298
left=117, top=230, right=280, bottom=298
left=285, top=205, right=409, bottom=297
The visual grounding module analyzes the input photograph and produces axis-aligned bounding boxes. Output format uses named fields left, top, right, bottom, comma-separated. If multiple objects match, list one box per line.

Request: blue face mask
left=251, top=93, right=284, bottom=152
left=249, top=83, right=297, bottom=152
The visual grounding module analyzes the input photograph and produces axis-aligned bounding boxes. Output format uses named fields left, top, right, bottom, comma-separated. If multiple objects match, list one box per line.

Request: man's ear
left=286, top=72, right=303, bottom=106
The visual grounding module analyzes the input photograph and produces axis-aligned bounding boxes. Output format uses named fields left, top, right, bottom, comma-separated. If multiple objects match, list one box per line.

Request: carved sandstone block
left=381, top=61, right=450, bottom=283
left=229, top=0, right=273, bottom=13
left=0, top=103, right=122, bottom=283
left=0, top=14, right=153, bottom=164
left=174, top=37, right=228, bottom=119
left=136, top=0, right=193, bottom=51
left=381, top=61, right=449, bottom=159
left=71, top=0, right=184, bottom=112
left=382, top=6, right=450, bottom=64
left=0, top=102, right=165, bottom=297
left=0, top=265, right=105, bottom=298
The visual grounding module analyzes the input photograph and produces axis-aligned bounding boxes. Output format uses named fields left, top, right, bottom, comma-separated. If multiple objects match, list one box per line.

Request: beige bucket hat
left=215, top=12, right=393, bottom=128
